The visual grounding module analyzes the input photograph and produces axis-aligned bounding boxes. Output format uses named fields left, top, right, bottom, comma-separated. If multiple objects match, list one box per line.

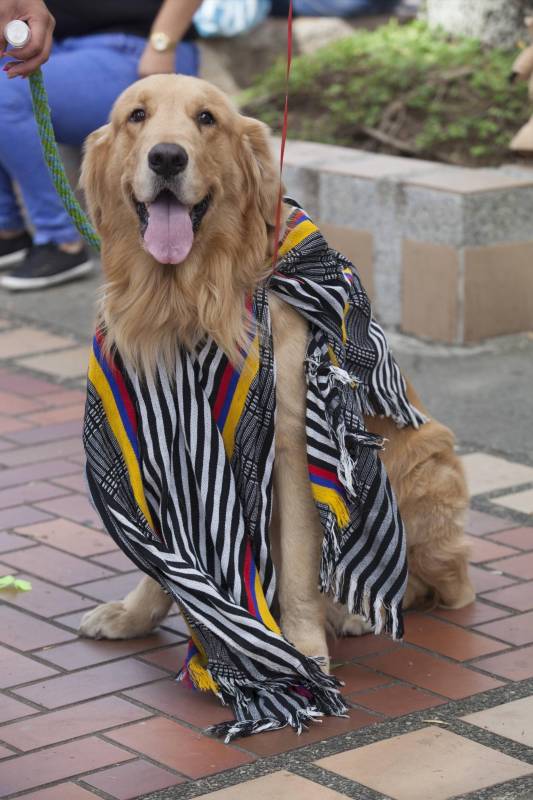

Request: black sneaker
left=0, top=231, right=32, bottom=270
left=0, top=243, right=94, bottom=291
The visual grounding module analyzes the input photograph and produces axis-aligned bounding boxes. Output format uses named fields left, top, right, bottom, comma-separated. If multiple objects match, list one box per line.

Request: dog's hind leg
left=402, top=498, right=475, bottom=610
left=325, top=598, right=374, bottom=637
left=79, top=575, right=173, bottom=639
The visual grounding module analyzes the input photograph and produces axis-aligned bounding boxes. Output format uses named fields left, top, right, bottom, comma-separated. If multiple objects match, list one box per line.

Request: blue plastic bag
left=194, top=0, right=271, bottom=37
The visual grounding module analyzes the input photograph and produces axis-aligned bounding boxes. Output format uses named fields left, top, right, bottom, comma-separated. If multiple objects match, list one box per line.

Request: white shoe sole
left=0, top=248, right=28, bottom=269
left=0, top=259, right=94, bottom=291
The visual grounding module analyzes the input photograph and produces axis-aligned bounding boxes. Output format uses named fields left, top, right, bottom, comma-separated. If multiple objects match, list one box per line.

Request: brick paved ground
left=1, top=316, right=533, bottom=800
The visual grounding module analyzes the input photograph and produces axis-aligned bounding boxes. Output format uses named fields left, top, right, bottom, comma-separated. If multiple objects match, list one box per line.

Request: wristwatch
left=150, top=32, right=175, bottom=52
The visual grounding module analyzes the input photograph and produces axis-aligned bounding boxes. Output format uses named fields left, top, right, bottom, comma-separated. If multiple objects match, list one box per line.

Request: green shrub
left=241, top=20, right=529, bottom=166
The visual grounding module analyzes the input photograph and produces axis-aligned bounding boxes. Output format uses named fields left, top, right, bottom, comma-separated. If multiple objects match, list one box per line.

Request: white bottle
left=4, top=19, right=31, bottom=48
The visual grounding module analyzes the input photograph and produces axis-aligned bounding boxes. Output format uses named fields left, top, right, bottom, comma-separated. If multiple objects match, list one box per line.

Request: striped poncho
left=84, top=205, right=425, bottom=741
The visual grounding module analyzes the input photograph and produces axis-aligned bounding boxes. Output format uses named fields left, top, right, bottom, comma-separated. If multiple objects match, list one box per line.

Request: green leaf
left=0, top=575, right=32, bottom=591
left=14, top=579, right=32, bottom=591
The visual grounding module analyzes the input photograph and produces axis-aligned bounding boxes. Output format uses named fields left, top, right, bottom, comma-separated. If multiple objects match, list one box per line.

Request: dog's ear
left=80, top=124, right=112, bottom=232
left=238, top=117, right=280, bottom=226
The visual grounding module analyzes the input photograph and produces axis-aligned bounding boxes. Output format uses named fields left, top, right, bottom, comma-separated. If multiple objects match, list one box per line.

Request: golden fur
left=81, top=75, right=279, bottom=373
left=79, top=75, right=474, bottom=658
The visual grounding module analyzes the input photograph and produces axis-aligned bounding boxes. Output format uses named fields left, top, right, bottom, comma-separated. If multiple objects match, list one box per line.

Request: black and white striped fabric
left=84, top=205, right=426, bottom=741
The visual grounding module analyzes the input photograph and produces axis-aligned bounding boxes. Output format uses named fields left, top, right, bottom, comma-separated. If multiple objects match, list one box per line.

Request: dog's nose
left=148, top=143, right=189, bottom=178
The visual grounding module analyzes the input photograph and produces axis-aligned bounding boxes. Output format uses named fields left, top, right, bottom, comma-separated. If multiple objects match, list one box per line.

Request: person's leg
left=43, top=35, right=197, bottom=147
left=0, top=56, right=36, bottom=268
left=0, top=35, right=199, bottom=246
left=175, top=39, right=200, bottom=76
left=0, top=164, right=32, bottom=268
left=0, top=51, right=34, bottom=264
left=0, top=37, right=136, bottom=246
left=42, top=34, right=199, bottom=147
left=0, top=43, right=80, bottom=247
left=0, top=164, right=25, bottom=237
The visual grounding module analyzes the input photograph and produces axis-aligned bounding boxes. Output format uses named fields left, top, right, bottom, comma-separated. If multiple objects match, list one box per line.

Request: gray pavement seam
left=141, top=678, right=533, bottom=800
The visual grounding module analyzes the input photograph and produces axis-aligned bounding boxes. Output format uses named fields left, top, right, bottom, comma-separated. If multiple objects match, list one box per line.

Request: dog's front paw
left=281, top=618, right=330, bottom=672
left=79, top=602, right=154, bottom=640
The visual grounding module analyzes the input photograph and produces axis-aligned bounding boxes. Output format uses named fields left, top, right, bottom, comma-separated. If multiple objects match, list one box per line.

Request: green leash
left=29, top=69, right=102, bottom=252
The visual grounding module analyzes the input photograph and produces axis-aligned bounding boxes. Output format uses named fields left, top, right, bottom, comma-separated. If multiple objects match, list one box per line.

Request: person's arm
left=1, top=0, right=54, bottom=78
left=138, top=0, right=202, bottom=78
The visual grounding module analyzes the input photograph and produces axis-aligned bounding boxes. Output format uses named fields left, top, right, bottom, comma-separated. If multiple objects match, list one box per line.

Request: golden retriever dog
left=79, top=75, right=474, bottom=664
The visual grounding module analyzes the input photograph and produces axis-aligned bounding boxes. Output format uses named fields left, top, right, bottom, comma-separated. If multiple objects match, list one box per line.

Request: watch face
left=152, top=33, right=170, bottom=52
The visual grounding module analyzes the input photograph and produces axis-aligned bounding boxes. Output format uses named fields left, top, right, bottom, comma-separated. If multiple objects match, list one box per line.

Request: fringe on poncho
left=83, top=204, right=425, bottom=741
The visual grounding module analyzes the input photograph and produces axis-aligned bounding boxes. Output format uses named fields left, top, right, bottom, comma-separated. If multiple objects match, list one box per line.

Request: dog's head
left=81, top=74, right=279, bottom=267
left=81, top=75, right=281, bottom=371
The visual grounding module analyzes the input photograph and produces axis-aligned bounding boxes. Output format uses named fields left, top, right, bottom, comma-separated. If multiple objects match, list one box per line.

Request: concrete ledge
left=280, top=139, right=533, bottom=343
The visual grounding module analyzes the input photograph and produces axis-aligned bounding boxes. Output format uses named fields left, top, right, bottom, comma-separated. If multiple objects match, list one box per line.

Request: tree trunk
left=423, top=0, right=528, bottom=48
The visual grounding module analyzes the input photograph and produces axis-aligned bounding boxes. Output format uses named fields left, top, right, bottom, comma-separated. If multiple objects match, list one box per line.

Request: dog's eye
left=197, top=110, right=216, bottom=127
left=129, top=108, right=146, bottom=124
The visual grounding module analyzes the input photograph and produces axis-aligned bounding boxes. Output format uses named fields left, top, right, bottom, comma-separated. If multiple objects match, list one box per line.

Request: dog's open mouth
left=135, top=190, right=210, bottom=265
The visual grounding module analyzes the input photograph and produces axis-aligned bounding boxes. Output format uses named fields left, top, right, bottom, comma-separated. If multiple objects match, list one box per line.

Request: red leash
left=272, top=0, right=293, bottom=269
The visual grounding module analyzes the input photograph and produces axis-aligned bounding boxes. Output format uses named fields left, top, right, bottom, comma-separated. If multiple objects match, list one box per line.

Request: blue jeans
left=291, top=0, right=396, bottom=14
left=0, top=34, right=199, bottom=245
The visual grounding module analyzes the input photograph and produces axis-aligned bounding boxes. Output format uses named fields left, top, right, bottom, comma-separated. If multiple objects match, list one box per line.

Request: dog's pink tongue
left=143, top=193, right=193, bottom=264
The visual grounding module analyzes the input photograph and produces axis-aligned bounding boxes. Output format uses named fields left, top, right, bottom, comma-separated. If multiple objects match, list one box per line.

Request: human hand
left=138, top=44, right=176, bottom=79
left=1, top=0, right=55, bottom=78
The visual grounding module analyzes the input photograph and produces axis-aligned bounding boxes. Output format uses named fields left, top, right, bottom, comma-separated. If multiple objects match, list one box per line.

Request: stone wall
left=281, top=139, right=533, bottom=342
